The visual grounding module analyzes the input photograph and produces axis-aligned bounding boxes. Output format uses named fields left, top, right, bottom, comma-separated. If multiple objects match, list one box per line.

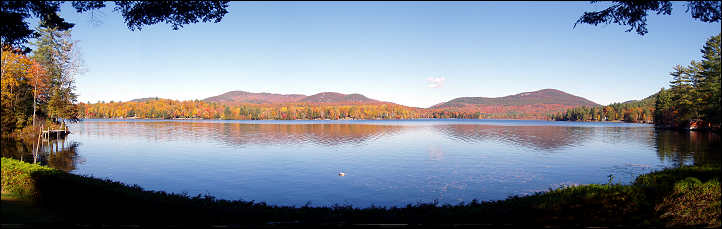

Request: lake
left=2, top=119, right=719, bottom=207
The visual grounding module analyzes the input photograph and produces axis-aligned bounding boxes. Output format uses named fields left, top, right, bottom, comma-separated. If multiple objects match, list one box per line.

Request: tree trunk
left=33, top=77, right=37, bottom=127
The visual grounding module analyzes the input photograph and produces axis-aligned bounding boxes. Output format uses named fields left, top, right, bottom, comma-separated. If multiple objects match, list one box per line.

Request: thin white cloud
left=426, top=77, right=445, bottom=88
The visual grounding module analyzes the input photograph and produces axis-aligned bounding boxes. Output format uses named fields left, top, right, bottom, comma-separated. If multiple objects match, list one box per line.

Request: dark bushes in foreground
left=1, top=157, right=720, bottom=227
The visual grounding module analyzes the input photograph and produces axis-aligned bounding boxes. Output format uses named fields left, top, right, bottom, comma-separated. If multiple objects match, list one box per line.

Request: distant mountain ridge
left=203, top=90, right=382, bottom=105
left=128, top=89, right=601, bottom=119
left=129, top=97, right=163, bottom=103
left=90, top=88, right=619, bottom=120
left=621, top=92, right=658, bottom=107
left=203, top=91, right=306, bottom=104
left=429, top=89, right=599, bottom=119
left=297, top=92, right=378, bottom=103
left=432, top=89, right=598, bottom=108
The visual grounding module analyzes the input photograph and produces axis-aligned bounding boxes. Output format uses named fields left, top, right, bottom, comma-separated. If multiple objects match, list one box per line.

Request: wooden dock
left=41, top=126, right=70, bottom=140
left=32, top=124, right=71, bottom=163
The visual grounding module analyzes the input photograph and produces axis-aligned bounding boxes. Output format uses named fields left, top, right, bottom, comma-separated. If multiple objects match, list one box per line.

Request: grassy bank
left=2, top=157, right=719, bottom=227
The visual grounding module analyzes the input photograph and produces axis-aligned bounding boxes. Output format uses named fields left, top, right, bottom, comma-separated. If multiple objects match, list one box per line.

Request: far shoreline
left=70, top=118, right=656, bottom=126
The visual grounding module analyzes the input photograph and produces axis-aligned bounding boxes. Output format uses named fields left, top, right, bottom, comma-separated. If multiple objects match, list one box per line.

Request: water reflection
left=435, top=125, right=587, bottom=150
left=1, top=120, right=719, bottom=207
left=215, top=124, right=404, bottom=146
left=5, top=121, right=718, bottom=171
left=434, top=124, right=657, bottom=152
left=655, top=130, right=720, bottom=167
left=74, top=121, right=404, bottom=146
left=1, top=137, right=82, bottom=172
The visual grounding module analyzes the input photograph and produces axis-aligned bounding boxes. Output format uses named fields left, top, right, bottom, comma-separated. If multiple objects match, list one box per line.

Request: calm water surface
left=3, top=119, right=719, bottom=207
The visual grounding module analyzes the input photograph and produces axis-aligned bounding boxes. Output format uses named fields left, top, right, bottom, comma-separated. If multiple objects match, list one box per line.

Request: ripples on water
left=2, top=119, right=718, bottom=207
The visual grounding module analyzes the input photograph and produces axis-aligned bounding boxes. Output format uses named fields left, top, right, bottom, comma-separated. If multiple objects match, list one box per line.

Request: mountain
left=430, top=89, right=599, bottom=119
left=297, top=92, right=379, bottom=103
left=129, top=97, right=163, bottom=102
left=621, top=92, right=658, bottom=107
left=88, top=88, right=607, bottom=120
left=203, top=91, right=382, bottom=105
left=432, top=89, right=598, bottom=108
left=203, top=91, right=306, bottom=104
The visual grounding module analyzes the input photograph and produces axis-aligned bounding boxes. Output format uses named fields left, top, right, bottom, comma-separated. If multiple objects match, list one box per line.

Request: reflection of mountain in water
left=215, top=124, right=404, bottom=146
left=655, top=130, right=720, bottom=167
left=9, top=121, right=720, bottom=179
left=75, top=121, right=404, bottom=147
left=1, top=138, right=82, bottom=172
left=434, top=125, right=589, bottom=151
left=434, top=124, right=657, bottom=151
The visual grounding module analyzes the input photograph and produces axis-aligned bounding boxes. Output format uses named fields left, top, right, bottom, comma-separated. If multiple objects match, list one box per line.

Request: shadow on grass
left=1, top=192, right=65, bottom=224
left=2, top=157, right=720, bottom=227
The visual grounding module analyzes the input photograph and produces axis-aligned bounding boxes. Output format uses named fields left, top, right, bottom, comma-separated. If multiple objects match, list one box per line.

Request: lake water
left=3, top=119, right=719, bottom=207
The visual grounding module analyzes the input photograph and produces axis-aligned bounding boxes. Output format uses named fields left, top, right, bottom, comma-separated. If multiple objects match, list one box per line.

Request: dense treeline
left=428, top=110, right=484, bottom=119
left=1, top=27, right=80, bottom=135
left=428, top=110, right=537, bottom=119
left=80, top=99, right=427, bottom=120
left=550, top=95, right=655, bottom=123
left=655, top=34, right=721, bottom=129
left=80, top=99, right=585, bottom=121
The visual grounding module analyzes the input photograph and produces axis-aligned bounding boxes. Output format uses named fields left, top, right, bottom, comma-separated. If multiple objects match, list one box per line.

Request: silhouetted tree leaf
left=113, top=1, right=229, bottom=31
left=576, top=1, right=720, bottom=36
left=1, top=1, right=229, bottom=52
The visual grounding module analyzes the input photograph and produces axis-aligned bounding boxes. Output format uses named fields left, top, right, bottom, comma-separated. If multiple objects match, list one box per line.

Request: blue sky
left=55, top=2, right=720, bottom=108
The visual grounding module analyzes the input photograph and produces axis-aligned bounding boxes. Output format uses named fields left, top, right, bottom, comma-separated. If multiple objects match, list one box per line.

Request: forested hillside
left=550, top=93, right=657, bottom=123
left=79, top=89, right=603, bottom=120
left=432, top=89, right=598, bottom=108
left=429, top=89, right=598, bottom=119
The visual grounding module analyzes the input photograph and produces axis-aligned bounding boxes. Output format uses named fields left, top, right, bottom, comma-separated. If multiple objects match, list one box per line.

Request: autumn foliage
left=1, top=48, right=51, bottom=133
left=1, top=27, right=81, bottom=135
left=79, top=98, right=623, bottom=121
left=79, top=99, right=427, bottom=120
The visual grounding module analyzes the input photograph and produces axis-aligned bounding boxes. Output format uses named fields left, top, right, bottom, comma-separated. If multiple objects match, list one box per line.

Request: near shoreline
left=2, top=157, right=719, bottom=227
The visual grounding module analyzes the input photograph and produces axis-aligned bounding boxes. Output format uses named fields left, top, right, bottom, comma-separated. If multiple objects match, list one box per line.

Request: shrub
left=656, top=179, right=721, bottom=227
left=1, top=157, right=61, bottom=199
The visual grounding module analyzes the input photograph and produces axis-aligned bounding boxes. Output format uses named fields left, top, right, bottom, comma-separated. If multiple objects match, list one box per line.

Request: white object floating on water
left=338, top=172, right=345, bottom=176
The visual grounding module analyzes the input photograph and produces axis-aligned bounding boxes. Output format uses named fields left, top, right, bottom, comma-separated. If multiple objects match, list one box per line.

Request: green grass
left=2, top=157, right=720, bottom=227
left=1, top=158, right=60, bottom=199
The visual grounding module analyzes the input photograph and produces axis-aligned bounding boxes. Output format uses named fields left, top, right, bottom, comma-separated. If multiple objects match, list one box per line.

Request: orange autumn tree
left=29, top=60, right=51, bottom=126
left=1, top=48, right=51, bottom=133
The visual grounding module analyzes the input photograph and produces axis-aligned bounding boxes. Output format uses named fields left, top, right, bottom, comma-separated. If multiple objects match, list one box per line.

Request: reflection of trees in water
left=655, top=130, right=720, bottom=167
left=216, top=124, right=404, bottom=146
left=44, top=140, right=83, bottom=172
left=74, top=121, right=404, bottom=146
left=1, top=138, right=34, bottom=162
left=437, top=125, right=719, bottom=167
left=1, top=138, right=82, bottom=172
left=435, top=125, right=657, bottom=151
left=434, top=125, right=589, bottom=151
